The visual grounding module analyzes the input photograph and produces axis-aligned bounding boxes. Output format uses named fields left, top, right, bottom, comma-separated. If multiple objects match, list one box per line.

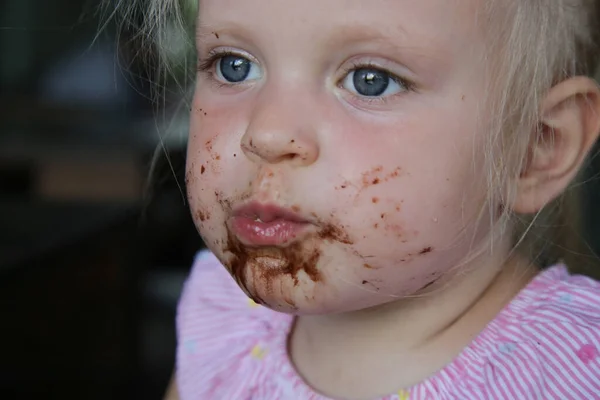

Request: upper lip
left=232, top=202, right=310, bottom=223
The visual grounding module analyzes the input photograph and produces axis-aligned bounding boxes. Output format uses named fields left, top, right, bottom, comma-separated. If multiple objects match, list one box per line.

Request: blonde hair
left=106, top=0, right=600, bottom=275
left=101, top=0, right=198, bottom=95
left=481, top=1, right=600, bottom=274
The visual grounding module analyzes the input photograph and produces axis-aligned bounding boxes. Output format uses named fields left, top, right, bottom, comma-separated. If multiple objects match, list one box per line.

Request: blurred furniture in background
left=0, top=146, right=203, bottom=400
left=0, top=200, right=140, bottom=399
left=0, top=0, right=202, bottom=398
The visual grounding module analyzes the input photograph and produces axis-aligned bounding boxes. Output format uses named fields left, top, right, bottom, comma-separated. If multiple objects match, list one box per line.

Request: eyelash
left=197, top=51, right=416, bottom=102
left=197, top=50, right=230, bottom=72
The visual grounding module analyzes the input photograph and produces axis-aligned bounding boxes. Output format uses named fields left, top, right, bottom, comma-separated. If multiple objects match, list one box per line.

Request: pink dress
left=176, top=251, right=600, bottom=399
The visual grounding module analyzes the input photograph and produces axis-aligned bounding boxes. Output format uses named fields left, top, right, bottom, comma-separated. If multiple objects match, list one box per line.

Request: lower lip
left=230, top=216, right=310, bottom=246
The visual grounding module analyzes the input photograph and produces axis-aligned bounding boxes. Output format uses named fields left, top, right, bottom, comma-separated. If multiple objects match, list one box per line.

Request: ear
left=513, top=76, right=600, bottom=214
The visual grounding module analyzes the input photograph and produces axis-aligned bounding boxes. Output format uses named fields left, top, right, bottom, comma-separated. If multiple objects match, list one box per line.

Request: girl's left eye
left=341, top=67, right=407, bottom=98
left=214, top=54, right=262, bottom=83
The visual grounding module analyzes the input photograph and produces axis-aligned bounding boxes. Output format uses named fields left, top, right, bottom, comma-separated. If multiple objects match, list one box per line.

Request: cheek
left=186, top=110, right=230, bottom=242
left=185, top=159, right=219, bottom=248
left=186, top=99, right=259, bottom=255
left=188, top=103, right=227, bottom=177
left=321, top=115, right=489, bottom=294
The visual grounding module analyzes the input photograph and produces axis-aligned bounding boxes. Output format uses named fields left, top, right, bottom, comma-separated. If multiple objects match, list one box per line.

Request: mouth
left=229, top=202, right=314, bottom=247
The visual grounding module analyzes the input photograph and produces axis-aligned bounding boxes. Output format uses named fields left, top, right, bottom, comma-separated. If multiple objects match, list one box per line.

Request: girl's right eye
left=214, top=54, right=262, bottom=83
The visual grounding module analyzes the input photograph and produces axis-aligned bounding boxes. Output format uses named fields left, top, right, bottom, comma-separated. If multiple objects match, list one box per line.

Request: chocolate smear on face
left=223, top=221, right=353, bottom=307
left=419, top=247, right=433, bottom=255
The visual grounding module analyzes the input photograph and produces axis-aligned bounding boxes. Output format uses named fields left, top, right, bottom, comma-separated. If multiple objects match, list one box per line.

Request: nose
left=241, top=89, right=320, bottom=167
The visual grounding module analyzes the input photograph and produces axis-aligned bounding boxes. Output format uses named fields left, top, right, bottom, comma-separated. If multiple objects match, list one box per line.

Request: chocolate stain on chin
left=223, top=221, right=353, bottom=307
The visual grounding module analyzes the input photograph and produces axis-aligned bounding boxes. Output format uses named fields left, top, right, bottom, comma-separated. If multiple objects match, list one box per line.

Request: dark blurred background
left=0, top=0, right=203, bottom=398
left=1, top=1, right=600, bottom=399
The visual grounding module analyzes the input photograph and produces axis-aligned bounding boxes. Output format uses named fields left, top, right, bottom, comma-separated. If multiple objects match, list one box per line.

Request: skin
left=163, top=375, right=178, bottom=400
left=177, top=0, right=600, bottom=399
left=188, top=0, right=491, bottom=314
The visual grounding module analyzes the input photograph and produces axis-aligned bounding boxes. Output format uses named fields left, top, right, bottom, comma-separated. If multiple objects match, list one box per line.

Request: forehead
left=198, top=0, right=482, bottom=50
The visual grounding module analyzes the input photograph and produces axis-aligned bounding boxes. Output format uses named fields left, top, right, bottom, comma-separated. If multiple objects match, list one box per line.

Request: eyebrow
left=325, top=22, right=448, bottom=61
left=196, top=21, right=407, bottom=44
left=196, top=22, right=252, bottom=43
left=326, top=23, right=409, bottom=47
left=326, top=23, right=448, bottom=71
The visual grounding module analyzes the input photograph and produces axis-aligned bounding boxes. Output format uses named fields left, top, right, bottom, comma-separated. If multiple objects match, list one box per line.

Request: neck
left=290, top=247, right=538, bottom=400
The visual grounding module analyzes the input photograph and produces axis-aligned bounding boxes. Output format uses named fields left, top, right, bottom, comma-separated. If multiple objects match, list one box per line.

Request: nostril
left=280, top=153, right=303, bottom=162
left=241, top=133, right=318, bottom=166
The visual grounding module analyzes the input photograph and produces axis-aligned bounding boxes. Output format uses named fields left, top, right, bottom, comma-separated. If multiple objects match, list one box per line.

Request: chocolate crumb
left=195, top=209, right=207, bottom=222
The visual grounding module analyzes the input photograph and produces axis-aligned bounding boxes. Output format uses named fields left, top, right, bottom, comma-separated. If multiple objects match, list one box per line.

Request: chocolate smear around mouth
left=223, top=222, right=353, bottom=307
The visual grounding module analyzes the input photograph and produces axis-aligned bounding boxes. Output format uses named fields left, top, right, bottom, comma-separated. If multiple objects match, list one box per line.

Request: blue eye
left=215, top=55, right=261, bottom=83
left=342, top=67, right=405, bottom=97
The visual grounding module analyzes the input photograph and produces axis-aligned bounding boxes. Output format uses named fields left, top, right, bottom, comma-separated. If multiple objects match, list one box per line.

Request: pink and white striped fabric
left=176, top=250, right=600, bottom=399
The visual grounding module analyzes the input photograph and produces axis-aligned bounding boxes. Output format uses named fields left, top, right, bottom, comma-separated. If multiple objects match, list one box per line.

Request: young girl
left=118, top=0, right=600, bottom=398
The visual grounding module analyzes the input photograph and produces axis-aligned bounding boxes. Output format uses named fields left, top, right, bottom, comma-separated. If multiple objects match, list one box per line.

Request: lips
left=229, top=202, right=313, bottom=246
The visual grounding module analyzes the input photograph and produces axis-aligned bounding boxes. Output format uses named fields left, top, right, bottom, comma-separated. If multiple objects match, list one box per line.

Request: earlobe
left=513, top=76, right=600, bottom=214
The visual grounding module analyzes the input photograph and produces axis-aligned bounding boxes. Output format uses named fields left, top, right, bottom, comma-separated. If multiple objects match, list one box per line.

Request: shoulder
left=174, top=250, right=293, bottom=399
left=470, top=266, right=600, bottom=399
left=510, top=266, right=600, bottom=337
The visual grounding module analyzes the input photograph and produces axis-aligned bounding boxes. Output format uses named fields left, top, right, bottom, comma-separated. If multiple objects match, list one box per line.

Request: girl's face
left=187, top=0, right=493, bottom=314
